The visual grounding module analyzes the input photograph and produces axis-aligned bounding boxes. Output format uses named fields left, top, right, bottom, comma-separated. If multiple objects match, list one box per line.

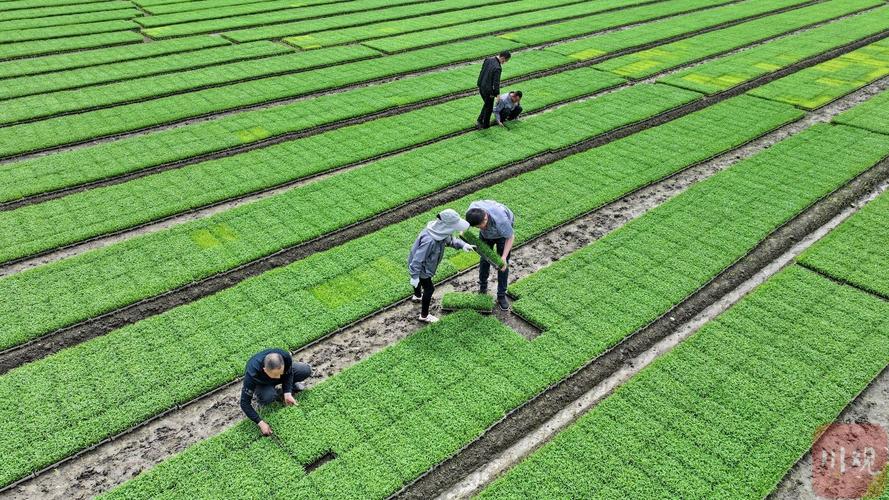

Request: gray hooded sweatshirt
left=408, top=222, right=469, bottom=279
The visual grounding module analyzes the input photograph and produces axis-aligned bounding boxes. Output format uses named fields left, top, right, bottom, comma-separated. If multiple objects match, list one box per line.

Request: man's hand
left=410, top=277, right=420, bottom=288
left=258, top=420, right=273, bottom=436
left=283, top=392, right=297, bottom=406
left=496, top=120, right=504, bottom=127
left=500, top=256, right=509, bottom=272
left=463, top=244, right=476, bottom=253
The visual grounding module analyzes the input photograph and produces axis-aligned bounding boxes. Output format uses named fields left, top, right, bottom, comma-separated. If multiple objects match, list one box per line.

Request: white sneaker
left=419, top=314, right=439, bottom=323
left=411, top=295, right=422, bottom=302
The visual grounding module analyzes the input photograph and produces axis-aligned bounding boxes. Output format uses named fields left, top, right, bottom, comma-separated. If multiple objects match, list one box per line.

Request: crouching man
left=240, top=348, right=312, bottom=436
left=493, top=90, right=523, bottom=127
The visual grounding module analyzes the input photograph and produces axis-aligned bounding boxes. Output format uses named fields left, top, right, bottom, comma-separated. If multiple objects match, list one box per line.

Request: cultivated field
left=0, top=0, right=888, bottom=498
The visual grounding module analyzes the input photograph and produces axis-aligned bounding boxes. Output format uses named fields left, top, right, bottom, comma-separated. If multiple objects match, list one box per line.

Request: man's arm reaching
left=239, top=379, right=261, bottom=424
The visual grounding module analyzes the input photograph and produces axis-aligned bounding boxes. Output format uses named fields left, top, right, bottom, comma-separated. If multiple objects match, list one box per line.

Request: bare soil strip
left=4, top=77, right=881, bottom=499
left=1, top=28, right=886, bottom=376
left=0, top=0, right=815, bottom=165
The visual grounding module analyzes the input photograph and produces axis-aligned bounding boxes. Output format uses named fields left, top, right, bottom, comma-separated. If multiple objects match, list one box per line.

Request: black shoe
left=479, top=285, right=488, bottom=295
left=497, top=296, right=510, bottom=311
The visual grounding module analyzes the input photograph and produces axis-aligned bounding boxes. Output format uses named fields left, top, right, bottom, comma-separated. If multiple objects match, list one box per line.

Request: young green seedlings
left=461, top=231, right=506, bottom=268
left=441, top=292, right=495, bottom=313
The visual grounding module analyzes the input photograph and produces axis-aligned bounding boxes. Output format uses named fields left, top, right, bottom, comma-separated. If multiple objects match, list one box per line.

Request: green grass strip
left=748, top=39, right=889, bottom=109
left=546, top=0, right=811, bottom=60
left=285, top=0, right=641, bottom=50
left=441, top=292, right=494, bottom=312
left=0, top=83, right=697, bottom=349
left=0, top=42, right=351, bottom=124
left=0, top=36, right=517, bottom=156
left=0, top=0, right=132, bottom=22
left=147, top=0, right=498, bottom=39
left=0, top=40, right=290, bottom=100
left=0, top=35, right=226, bottom=78
left=0, top=8, right=139, bottom=32
left=799, top=189, right=889, bottom=298
left=480, top=265, right=889, bottom=498
left=834, top=86, right=889, bottom=135
left=0, top=50, right=568, bottom=202
left=595, top=0, right=882, bottom=79
left=0, top=65, right=616, bottom=268
left=0, top=30, right=142, bottom=60
left=0, top=19, right=137, bottom=43
left=662, top=6, right=889, bottom=94
left=0, top=92, right=799, bottom=488
left=100, top=110, right=884, bottom=499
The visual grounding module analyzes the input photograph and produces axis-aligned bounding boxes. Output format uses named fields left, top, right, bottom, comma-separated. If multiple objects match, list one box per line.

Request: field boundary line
left=797, top=262, right=889, bottom=302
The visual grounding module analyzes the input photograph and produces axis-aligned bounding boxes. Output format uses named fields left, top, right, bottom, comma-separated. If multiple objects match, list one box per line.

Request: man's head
left=497, top=51, right=511, bottom=64
left=263, top=352, right=285, bottom=379
left=466, top=208, right=489, bottom=229
left=510, top=91, right=522, bottom=104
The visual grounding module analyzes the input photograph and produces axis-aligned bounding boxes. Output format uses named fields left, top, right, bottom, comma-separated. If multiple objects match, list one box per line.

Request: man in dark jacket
left=476, top=50, right=511, bottom=129
left=239, top=348, right=312, bottom=436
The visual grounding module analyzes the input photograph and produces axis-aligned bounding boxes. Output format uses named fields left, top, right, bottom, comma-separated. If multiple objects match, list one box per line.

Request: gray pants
left=255, top=362, right=313, bottom=405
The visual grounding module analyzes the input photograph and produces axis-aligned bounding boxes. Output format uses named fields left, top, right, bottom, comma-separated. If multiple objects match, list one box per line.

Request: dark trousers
left=479, top=237, right=509, bottom=298
left=413, top=277, right=435, bottom=317
left=255, top=362, right=313, bottom=405
left=477, top=91, right=495, bottom=128
left=500, top=105, right=522, bottom=122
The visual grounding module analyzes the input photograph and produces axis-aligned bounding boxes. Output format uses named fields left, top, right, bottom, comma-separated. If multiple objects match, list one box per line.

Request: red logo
left=812, top=423, right=887, bottom=498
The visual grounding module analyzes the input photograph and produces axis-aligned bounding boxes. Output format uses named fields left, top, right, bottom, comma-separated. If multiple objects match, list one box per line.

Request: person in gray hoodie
left=408, top=209, right=475, bottom=323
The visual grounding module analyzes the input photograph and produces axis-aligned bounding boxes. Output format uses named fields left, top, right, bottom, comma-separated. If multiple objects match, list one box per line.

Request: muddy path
left=7, top=75, right=885, bottom=498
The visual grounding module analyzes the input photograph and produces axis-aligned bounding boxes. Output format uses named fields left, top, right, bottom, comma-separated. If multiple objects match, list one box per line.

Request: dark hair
left=513, top=90, right=522, bottom=98
left=499, top=50, right=511, bottom=61
left=263, top=352, right=284, bottom=371
left=466, top=208, right=486, bottom=227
